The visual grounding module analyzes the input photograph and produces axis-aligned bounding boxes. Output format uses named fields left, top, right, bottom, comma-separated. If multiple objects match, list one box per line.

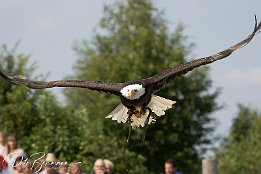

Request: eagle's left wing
left=142, top=16, right=261, bottom=93
left=0, top=70, right=123, bottom=96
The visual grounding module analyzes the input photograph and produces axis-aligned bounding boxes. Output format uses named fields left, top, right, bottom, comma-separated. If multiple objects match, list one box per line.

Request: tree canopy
left=216, top=104, right=261, bottom=174
left=0, top=44, right=83, bottom=161
left=65, top=0, right=220, bottom=173
left=1, top=0, right=221, bottom=173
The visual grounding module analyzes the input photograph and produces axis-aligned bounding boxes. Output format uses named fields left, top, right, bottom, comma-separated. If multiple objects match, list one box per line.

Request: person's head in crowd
left=5, top=135, right=19, bottom=154
left=93, top=159, right=105, bottom=174
left=165, top=159, right=177, bottom=174
left=58, top=164, right=67, bottom=174
left=13, top=157, right=23, bottom=174
left=68, top=162, right=82, bottom=174
left=104, top=159, right=114, bottom=174
left=44, top=153, right=58, bottom=174
left=22, top=161, right=33, bottom=174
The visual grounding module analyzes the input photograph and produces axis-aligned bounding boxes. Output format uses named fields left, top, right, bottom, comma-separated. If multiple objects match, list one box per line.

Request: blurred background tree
left=0, top=44, right=83, bottom=161
left=216, top=104, right=261, bottom=174
left=0, top=44, right=148, bottom=173
left=0, top=44, right=43, bottom=138
left=65, top=0, right=220, bottom=173
left=0, top=0, right=222, bottom=173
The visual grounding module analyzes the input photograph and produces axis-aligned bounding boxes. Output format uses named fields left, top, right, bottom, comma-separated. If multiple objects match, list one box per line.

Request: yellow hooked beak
left=128, top=89, right=137, bottom=98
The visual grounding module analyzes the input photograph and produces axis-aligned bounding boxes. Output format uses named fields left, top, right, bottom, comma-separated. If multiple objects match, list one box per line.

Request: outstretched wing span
left=142, top=16, right=261, bottom=93
left=1, top=16, right=260, bottom=96
left=0, top=70, right=123, bottom=96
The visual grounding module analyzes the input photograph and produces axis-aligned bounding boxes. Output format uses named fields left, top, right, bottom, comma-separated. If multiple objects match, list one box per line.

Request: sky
left=0, top=0, right=261, bottom=146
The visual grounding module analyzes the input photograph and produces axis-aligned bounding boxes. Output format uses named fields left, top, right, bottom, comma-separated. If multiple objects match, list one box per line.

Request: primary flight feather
left=1, top=16, right=260, bottom=133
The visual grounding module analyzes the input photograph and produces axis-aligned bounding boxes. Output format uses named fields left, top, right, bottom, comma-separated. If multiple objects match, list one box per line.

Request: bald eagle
left=1, top=17, right=260, bottom=143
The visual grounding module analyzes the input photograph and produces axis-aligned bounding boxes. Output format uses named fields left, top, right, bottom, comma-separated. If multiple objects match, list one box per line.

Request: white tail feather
left=105, top=95, right=176, bottom=128
left=148, top=95, right=176, bottom=116
left=105, top=103, right=128, bottom=123
left=131, top=113, right=156, bottom=128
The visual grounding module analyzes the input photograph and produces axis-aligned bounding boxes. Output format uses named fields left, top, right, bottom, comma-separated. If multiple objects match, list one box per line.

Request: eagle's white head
left=120, top=84, right=145, bottom=100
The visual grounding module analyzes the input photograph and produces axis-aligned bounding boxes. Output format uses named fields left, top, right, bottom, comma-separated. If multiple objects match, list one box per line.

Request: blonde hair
left=68, top=162, right=82, bottom=174
left=104, top=159, right=114, bottom=171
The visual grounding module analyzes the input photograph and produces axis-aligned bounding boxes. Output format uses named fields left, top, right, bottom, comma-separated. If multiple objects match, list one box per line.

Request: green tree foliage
left=65, top=0, right=219, bottom=173
left=0, top=44, right=42, bottom=138
left=0, top=44, right=149, bottom=174
left=230, top=104, right=257, bottom=142
left=0, top=45, right=82, bottom=162
left=216, top=105, right=261, bottom=173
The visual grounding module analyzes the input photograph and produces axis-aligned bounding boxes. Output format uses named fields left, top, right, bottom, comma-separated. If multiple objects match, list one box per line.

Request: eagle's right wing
left=141, top=16, right=261, bottom=93
left=0, top=70, right=123, bottom=96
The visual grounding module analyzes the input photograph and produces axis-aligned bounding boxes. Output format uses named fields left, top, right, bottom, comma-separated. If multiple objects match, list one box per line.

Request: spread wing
left=0, top=70, right=123, bottom=96
left=142, top=16, right=261, bottom=93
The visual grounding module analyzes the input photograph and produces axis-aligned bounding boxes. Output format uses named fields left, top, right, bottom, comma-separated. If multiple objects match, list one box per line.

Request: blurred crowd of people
left=0, top=132, right=113, bottom=174
left=0, top=132, right=181, bottom=174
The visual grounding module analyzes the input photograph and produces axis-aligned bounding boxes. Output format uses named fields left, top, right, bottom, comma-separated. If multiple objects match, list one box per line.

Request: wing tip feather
left=253, top=15, right=261, bottom=34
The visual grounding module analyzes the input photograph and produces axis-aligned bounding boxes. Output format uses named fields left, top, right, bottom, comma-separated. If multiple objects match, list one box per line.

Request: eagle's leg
left=126, top=108, right=136, bottom=143
left=141, top=107, right=152, bottom=145
left=127, top=124, right=131, bottom=143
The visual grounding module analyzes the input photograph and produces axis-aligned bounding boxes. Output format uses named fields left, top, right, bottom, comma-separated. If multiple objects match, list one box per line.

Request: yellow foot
left=133, top=106, right=146, bottom=118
